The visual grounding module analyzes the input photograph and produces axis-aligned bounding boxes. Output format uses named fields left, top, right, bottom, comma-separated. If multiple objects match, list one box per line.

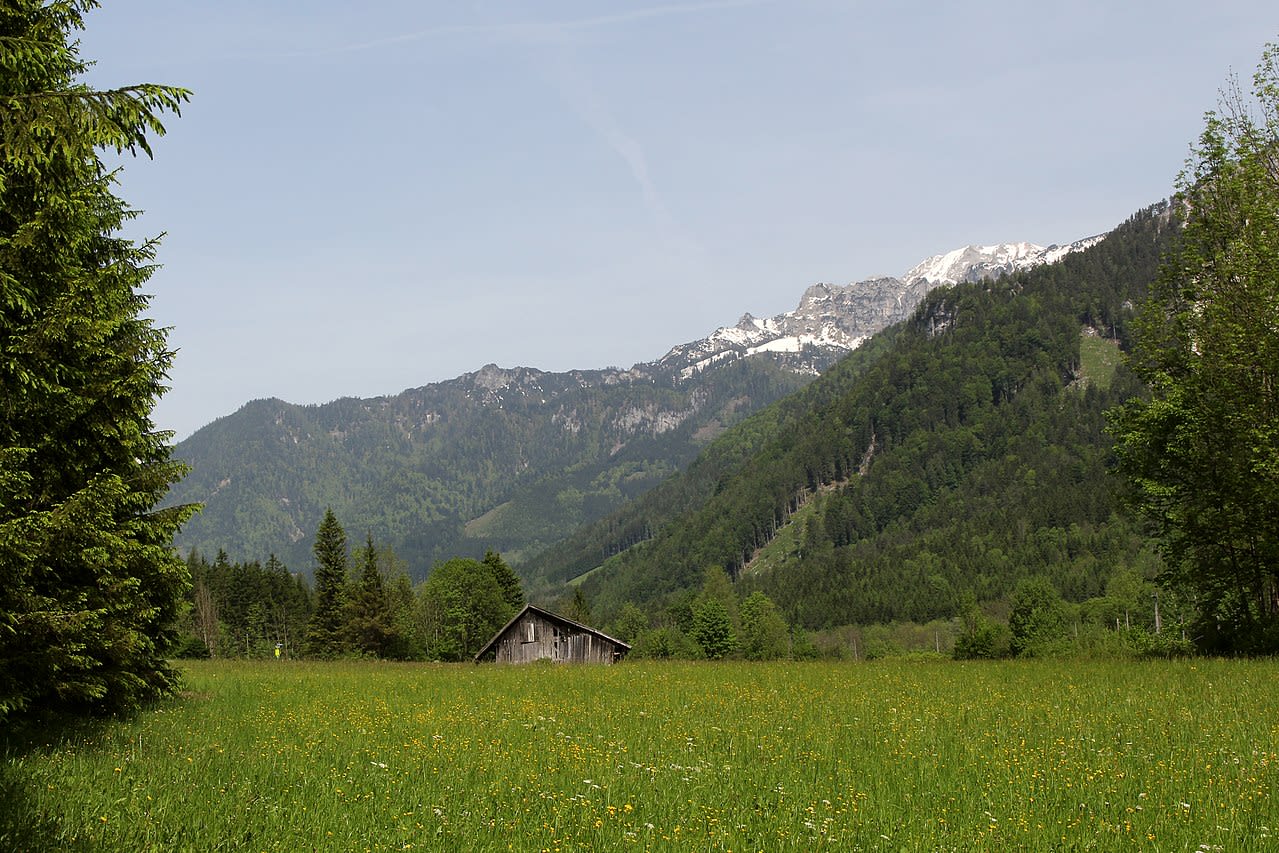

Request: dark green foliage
left=691, top=598, right=736, bottom=659
left=345, top=534, right=398, bottom=658
left=1007, top=577, right=1071, bottom=657
left=609, top=602, right=649, bottom=644
left=305, top=509, right=348, bottom=658
left=561, top=586, right=593, bottom=626
left=416, top=557, right=519, bottom=661
left=384, top=572, right=420, bottom=660
left=567, top=205, right=1173, bottom=629
left=180, top=549, right=311, bottom=658
left=523, top=335, right=896, bottom=589
left=176, top=515, right=521, bottom=662
left=629, top=625, right=703, bottom=660
left=1110, top=44, right=1279, bottom=654
left=952, top=600, right=1011, bottom=660
left=483, top=550, right=524, bottom=611
left=0, top=0, right=194, bottom=718
left=739, top=591, right=790, bottom=660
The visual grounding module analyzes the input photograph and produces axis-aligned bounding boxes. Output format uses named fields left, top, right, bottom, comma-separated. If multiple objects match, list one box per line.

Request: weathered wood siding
left=491, top=611, right=622, bottom=664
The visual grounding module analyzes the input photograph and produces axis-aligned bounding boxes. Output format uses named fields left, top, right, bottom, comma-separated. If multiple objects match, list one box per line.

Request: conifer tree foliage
left=305, top=509, right=349, bottom=658
left=564, top=204, right=1169, bottom=630
left=1111, top=43, right=1279, bottom=653
left=483, top=549, right=524, bottom=612
left=346, top=533, right=397, bottom=657
left=0, top=1, right=193, bottom=718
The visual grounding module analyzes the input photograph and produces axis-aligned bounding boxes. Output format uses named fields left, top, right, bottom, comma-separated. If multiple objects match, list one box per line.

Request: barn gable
left=474, top=604, right=630, bottom=664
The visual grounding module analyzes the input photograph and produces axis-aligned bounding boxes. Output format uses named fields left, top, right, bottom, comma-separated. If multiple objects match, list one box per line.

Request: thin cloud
left=543, top=54, right=675, bottom=236
left=289, top=0, right=772, bottom=57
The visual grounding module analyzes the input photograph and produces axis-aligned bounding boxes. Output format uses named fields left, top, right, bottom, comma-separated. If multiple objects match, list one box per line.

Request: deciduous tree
left=1111, top=43, right=1279, bottom=652
left=417, top=557, right=514, bottom=661
left=739, top=591, right=790, bottom=660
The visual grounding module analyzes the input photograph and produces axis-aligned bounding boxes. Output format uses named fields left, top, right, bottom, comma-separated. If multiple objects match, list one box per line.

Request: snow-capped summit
left=653, top=232, right=1106, bottom=380
left=903, top=236, right=1105, bottom=286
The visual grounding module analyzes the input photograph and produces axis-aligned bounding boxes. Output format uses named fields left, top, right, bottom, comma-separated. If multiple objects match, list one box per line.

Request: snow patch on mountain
left=903, top=235, right=1105, bottom=286
left=654, top=232, right=1105, bottom=380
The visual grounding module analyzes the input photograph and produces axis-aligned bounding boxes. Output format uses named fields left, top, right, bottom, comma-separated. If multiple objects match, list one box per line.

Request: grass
left=1078, top=329, right=1123, bottom=390
left=2, top=659, right=1276, bottom=851
left=740, top=494, right=822, bottom=577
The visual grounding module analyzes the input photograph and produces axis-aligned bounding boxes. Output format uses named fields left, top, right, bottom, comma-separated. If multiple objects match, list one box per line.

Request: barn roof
left=473, top=603, right=632, bottom=662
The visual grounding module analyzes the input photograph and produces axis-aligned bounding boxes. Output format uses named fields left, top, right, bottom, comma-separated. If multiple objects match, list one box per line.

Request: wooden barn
left=474, top=604, right=630, bottom=664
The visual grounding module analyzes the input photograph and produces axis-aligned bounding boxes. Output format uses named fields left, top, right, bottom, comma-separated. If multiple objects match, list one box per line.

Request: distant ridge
left=655, top=234, right=1104, bottom=380
left=902, top=236, right=1106, bottom=286
left=168, top=232, right=1102, bottom=576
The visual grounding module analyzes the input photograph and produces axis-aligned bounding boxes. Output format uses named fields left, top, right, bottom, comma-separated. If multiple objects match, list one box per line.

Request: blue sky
left=78, top=2, right=1277, bottom=439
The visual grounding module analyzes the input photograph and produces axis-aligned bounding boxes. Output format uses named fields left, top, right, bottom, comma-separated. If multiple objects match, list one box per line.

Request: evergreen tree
left=1111, top=43, right=1279, bottom=653
left=565, top=586, right=592, bottom=626
left=0, top=0, right=194, bottom=718
left=483, top=549, right=525, bottom=611
left=305, top=508, right=348, bottom=657
left=346, top=533, right=396, bottom=657
left=262, top=553, right=309, bottom=658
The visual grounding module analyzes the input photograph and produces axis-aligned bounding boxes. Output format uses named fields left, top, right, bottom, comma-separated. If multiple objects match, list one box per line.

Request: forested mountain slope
left=169, top=236, right=1096, bottom=578
left=544, top=204, right=1174, bottom=625
left=167, top=359, right=811, bottom=576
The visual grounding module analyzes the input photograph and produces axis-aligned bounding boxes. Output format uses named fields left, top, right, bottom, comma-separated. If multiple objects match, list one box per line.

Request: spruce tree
left=346, top=533, right=396, bottom=657
left=483, top=549, right=525, bottom=611
left=0, top=0, right=194, bottom=718
left=305, top=509, right=348, bottom=658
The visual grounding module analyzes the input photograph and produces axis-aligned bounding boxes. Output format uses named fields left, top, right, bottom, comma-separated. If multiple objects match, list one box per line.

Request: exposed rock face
left=902, top=237, right=1106, bottom=287
left=654, top=234, right=1103, bottom=380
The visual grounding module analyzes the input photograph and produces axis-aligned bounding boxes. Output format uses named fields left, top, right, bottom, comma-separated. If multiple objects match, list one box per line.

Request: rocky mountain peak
left=902, top=236, right=1105, bottom=286
left=651, top=235, right=1103, bottom=380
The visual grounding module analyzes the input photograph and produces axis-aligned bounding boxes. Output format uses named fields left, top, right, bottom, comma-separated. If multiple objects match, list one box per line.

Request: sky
left=76, top=1, right=1277, bottom=440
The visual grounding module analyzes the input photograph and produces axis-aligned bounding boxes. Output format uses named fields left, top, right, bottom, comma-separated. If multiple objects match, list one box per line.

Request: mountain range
left=166, top=235, right=1106, bottom=581
left=525, top=206, right=1171, bottom=626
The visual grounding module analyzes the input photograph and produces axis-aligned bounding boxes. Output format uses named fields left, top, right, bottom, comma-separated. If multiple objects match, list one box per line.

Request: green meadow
left=2, top=659, right=1275, bottom=851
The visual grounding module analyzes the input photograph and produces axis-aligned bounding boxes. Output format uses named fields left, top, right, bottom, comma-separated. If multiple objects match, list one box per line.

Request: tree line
left=180, top=505, right=810, bottom=663
left=178, top=508, right=527, bottom=662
